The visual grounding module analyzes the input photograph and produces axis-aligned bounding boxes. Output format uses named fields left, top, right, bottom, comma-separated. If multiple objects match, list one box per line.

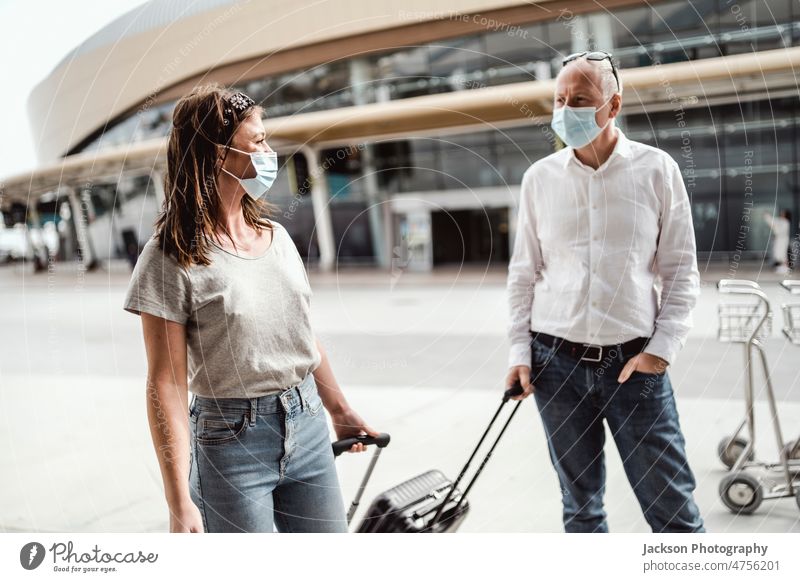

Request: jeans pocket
left=195, top=411, right=249, bottom=445
left=530, top=337, right=553, bottom=369
left=304, top=389, right=323, bottom=416
left=630, top=369, right=667, bottom=378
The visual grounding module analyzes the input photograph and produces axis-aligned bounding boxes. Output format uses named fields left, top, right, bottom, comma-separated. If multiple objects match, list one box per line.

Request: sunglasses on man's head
left=562, top=51, right=620, bottom=92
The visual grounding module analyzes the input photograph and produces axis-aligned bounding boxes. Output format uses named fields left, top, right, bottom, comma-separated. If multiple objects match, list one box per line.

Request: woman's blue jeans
left=529, top=334, right=705, bottom=533
left=188, top=373, right=349, bottom=532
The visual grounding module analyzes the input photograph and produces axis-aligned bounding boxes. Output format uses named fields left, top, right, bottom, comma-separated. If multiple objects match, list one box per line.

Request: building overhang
left=4, top=46, right=800, bottom=207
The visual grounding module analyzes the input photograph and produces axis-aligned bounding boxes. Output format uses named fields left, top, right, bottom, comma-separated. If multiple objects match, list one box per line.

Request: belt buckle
left=580, top=344, right=603, bottom=363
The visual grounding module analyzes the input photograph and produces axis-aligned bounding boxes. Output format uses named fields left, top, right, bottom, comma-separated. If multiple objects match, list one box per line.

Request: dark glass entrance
left=431, top=208, right=510, bottom=265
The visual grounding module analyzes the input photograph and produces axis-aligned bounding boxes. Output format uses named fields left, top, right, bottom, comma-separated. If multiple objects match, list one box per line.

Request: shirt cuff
left=508, top=342, right=532, bottom=369
left=644, top=330, right=682, bottom=366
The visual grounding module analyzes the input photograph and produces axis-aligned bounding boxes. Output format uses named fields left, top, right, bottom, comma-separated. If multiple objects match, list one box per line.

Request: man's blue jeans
left=529, top=334, right=705, bottom=533
left=188, top=373, right=349, bottom=532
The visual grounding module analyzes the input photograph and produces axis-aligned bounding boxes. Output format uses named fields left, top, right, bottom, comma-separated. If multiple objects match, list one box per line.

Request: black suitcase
left=331, top=381, right=525, bottom=533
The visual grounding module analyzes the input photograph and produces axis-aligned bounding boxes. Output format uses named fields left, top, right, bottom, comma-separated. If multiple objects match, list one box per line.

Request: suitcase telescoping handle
left=332, top=433, right=392, bottom=525
left=332, top=433, right=391, bottom=457
left=428, top=380, right=525, bottom=531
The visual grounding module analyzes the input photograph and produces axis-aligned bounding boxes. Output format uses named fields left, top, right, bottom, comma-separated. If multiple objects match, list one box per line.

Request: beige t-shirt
left=122, top=221, right=322, bottom=398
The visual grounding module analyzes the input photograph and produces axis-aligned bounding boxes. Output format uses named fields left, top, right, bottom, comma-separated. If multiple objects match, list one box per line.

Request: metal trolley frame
left=715, top=279, right=800, bottom=514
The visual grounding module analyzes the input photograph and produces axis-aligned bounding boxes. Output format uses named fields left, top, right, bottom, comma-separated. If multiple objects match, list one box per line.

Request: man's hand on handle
left=506, top=365, right=533, bottom=401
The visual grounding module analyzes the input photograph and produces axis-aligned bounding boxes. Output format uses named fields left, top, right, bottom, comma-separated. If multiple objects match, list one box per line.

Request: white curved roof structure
left=27, top=0, right=533, bottom=162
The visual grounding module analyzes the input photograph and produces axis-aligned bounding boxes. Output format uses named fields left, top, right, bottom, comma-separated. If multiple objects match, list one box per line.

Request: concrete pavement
left=0, top=259, right=798, bottom=532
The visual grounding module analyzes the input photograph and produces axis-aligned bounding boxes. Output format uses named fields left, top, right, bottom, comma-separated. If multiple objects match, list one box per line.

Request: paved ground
left=1, top=258, right=799, bottom=532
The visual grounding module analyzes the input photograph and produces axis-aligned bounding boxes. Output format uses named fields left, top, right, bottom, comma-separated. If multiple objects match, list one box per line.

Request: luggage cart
left=779, top=280, right=800, bottom=469
left=715, top=279, right=800, bottom=514
left=715, top=279, right=771, bottom=470
left=331, top=381, right=525, bottom=531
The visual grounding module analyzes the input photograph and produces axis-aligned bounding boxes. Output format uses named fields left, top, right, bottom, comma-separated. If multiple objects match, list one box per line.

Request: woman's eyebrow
left=252, top=130, right=266, bottom=139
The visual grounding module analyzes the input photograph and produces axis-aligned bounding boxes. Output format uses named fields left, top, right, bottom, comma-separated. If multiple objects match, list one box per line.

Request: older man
left=506, top=51, right=704, bottom=533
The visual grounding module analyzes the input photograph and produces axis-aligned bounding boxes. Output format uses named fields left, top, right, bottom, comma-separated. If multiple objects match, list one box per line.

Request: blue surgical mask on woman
left=550, top=96, right=614, bottom=149
left=221, top=146, right=278, bottom=199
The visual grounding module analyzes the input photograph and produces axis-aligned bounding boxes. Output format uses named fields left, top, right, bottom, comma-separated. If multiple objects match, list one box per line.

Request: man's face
left=553, top=60, right=620, bottom=132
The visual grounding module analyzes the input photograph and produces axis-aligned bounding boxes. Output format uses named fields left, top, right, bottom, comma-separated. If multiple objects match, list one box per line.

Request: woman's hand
left=330, top=407, right=380, bottom=453
left=169, top=499, right=204, bottom=533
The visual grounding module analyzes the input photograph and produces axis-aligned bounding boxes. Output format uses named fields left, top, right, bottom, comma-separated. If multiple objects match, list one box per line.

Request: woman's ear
left=214, top=145, right=228, bottom=170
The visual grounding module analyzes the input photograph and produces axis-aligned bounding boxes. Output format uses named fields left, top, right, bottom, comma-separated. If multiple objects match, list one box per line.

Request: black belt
left=531, top=331, right=650, bottom=364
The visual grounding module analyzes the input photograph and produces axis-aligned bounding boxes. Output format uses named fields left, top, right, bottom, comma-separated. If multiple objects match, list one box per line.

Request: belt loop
left=249, top=398, right=257, bottom=426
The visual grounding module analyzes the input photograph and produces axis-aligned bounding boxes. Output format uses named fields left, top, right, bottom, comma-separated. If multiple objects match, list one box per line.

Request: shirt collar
left=561, top=126, right=632, bottom=170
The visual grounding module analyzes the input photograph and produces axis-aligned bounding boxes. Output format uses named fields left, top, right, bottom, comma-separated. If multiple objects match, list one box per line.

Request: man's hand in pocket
left=618, top=353, right=668, bottom=383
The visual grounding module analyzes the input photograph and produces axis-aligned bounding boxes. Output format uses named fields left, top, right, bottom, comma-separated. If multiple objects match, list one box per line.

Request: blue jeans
left=529, top=334, right=705, bottom=533
left=188, top=373, right=348, bottom=532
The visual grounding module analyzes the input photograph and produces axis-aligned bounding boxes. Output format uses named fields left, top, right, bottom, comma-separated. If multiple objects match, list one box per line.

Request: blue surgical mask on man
left=550, top=96, right=614, bottom=149
left=221, top=146, right=278, bottom=199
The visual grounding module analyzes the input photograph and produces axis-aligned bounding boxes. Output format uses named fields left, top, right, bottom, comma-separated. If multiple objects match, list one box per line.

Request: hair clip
left=228, top=92, right=255, bottom=112
left=221, top=92, right=254, bottom=129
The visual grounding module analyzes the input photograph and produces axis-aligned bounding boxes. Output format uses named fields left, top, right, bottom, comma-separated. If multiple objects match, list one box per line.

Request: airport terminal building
left=2, top=0, right=799, bottom=271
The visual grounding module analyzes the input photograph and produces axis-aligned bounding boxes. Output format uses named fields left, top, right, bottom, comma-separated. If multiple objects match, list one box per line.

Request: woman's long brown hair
left=153, top=83, right=279, bottom=268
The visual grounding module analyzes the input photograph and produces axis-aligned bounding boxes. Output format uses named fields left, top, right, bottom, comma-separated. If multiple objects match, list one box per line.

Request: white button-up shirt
left=507, top=126, right=700, bottom=369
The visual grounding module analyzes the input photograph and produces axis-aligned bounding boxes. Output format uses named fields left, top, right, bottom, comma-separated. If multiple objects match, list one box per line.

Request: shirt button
left=592, top=301, right=598, bottom=307
left=592, top=205, right=598, bottom=210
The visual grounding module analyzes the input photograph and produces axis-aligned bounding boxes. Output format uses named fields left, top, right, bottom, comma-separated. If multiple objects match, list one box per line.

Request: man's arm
left=507, top=167, right=543, bottom=370
left=644, top=156, right=701, bottom=365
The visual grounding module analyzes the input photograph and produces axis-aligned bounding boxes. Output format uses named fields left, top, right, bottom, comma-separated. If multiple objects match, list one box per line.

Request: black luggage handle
left=428, top=379, right=526, bottom=531
left=332, top=433, right=391, bottom=457
left=332, top=433, right=392, bottom=525
left=503, top=380, right=525, bottom=401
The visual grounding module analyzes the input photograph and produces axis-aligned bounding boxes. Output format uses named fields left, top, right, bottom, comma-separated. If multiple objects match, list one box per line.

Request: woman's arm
left=312, top=337, right=379, bottom=453
left=141, top=312, right=203, bottom=532
left=312, top=338, right=350, bottom=415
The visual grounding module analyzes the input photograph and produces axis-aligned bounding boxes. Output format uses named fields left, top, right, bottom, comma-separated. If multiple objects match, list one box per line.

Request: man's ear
left=609, top=93, right=622, bottom=119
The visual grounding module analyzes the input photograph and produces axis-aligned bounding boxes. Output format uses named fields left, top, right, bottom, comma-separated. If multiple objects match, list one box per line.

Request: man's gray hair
left=567, top=55, right=623, bottom=100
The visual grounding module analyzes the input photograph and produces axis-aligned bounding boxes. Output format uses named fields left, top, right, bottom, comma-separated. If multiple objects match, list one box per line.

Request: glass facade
left=76, top=0, right=799, bottom=154
left=621, top=96, right=798, bottom=257
left=70, top=0, right=799, bottom=260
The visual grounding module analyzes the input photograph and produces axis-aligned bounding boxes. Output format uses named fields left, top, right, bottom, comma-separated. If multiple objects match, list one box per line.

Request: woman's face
left=220, top=112, right=273, bottom=179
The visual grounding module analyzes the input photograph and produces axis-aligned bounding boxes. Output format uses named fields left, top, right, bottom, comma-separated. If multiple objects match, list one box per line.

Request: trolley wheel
left=717, top=436, right=754, bottom=469
left=719, top=472, right=763, bottom=514
left=780, top=441, right=800, bottom=461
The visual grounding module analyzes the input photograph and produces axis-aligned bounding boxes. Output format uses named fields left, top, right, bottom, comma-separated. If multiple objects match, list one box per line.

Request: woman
left=122, top=84, right=379, bottom=533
